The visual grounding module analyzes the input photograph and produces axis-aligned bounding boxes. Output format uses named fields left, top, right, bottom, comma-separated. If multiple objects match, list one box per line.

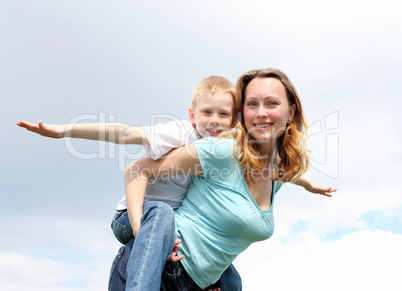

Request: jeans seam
left=108, top=246, right=124, bottom=290
left=136, top=204, right=161, bottom=290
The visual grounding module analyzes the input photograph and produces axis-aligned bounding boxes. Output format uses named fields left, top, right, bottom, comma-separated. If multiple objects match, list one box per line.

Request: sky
left=1, top=0, right=401, bottom=290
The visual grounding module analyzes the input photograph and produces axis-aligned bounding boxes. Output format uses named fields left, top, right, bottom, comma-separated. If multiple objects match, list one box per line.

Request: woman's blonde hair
left=231, top=68, right=310, bottom=182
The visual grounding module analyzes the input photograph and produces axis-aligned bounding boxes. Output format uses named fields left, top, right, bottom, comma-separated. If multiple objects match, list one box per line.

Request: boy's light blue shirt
left=175, top=137, right=283, bottom=288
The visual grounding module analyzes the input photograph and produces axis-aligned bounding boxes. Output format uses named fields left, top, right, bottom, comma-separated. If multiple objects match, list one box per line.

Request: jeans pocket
left=162, top=261, right=200, bottom=291
left=111, top=211, right=134, bottom=245
left=163, top=261, right=179, bottom=278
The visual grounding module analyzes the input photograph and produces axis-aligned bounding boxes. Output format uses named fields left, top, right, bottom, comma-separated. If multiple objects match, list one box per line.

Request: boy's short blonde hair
left=191, top=76, right=238, bottom=126
left=191, top=76, right=236, bottom=109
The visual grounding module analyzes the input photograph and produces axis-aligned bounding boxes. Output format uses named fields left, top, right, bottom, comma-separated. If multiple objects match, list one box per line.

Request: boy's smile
left=189, top=92, right=234, bottom=138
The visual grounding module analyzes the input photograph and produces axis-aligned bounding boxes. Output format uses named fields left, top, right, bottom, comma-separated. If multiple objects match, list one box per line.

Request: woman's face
left=243, top=77, right=296, bottom=145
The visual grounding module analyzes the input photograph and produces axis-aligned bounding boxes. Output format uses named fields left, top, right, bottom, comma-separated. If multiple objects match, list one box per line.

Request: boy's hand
left=168, top=239, right=185, bottom=263
left=304, top=182, right=337, bottom=197
left=17, top=120, right=65, bottom=138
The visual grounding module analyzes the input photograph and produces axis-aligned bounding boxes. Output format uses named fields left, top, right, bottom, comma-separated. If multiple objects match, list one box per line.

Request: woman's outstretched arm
left=291, top=176, right=337, bottom=197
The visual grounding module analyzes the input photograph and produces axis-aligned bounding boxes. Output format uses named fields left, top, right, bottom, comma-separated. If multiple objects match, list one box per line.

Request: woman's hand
left=17, top=120, right=65, bottom=138
left=303, top=182, right=337, bottom=197
left=292, top=176, right=337, bottom=197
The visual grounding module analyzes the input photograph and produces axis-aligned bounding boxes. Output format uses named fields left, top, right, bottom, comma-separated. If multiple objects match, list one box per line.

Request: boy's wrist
left=132, top=219, right=141, bottom=236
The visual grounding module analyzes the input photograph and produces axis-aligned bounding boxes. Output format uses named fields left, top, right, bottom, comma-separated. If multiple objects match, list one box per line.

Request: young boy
left=18, top=76, right=335, bottom=290
left=18, top=76, right=240, bottom=291
left=17, top=75, right=238, bottom=236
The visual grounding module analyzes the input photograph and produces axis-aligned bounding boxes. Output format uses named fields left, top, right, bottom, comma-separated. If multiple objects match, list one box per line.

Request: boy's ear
left=189, top=107, right=196, bottom=125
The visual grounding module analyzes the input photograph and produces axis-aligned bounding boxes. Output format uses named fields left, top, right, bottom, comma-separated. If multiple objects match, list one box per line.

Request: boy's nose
left=209, top=114, right=220, bottom=125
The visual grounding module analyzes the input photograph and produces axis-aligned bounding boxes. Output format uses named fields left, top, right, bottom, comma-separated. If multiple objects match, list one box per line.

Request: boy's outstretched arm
left=291, top=176, right=337, bottom=197
left=17, top=120, right=149, bottom=145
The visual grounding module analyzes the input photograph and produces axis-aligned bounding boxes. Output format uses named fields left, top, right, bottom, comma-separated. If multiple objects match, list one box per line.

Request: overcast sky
left=1, top=0, right=401, bottom=290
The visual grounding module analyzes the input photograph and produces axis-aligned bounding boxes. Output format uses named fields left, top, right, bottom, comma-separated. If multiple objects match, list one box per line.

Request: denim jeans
left=162, top=261, right=242, bottom=291
left=111, top=209, right=135, bottom=245
left=109, top=201, right=242, bottom=290
left=109, top=201, right=176, bottom=291
left=161, top=260, right=203, bottom=290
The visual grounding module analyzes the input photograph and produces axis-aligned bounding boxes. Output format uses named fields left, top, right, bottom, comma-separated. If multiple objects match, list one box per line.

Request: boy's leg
left=109, top=238, right=134, bottom=291
left=126, top=201, right=176, bottom=291
left=111, top=210, right=134, bottom=245
left=219, top=263, right=242, bottom=291
left=109, top=210, right=134, bottom=288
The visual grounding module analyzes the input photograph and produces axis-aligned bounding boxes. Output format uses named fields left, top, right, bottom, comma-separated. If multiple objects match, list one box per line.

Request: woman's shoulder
left=196, top=136, right=235, bottom=151
left=196, top=136, right=235, bottom=144
left=194, top=136, right=236, bottom=160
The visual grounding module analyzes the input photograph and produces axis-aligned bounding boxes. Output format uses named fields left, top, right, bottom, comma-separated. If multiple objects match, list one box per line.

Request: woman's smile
left=253, top=122, right=273, bottom=129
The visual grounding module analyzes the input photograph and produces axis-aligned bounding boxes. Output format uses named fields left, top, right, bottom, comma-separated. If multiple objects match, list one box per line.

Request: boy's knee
left=156, top=201, right=174, bottom=219
left=146, top=201, right=174, bottom=224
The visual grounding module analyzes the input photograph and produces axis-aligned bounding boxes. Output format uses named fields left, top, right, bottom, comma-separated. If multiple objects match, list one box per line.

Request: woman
left=115, top=68, right=315, bottom=290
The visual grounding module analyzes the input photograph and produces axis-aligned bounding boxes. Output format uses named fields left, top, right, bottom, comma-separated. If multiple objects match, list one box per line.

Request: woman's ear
left=288, top=104, right=296, bottom=123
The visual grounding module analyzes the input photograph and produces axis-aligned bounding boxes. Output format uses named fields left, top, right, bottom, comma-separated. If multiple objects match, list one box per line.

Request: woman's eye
left=247, top=102, right=256, bottom=106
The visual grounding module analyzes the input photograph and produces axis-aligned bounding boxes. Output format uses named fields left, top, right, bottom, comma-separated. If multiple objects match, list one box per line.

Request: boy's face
left=189, top=92, right=234, bottom=138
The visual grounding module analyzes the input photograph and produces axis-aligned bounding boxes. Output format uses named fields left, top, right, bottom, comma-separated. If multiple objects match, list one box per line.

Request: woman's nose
left=256, top=105, right=268, bottom=117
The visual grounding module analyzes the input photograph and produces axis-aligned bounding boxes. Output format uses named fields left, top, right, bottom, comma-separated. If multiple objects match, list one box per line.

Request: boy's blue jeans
left=161, top=260, right=241, bottom=290
left=109, top=201, right=242, bottom=291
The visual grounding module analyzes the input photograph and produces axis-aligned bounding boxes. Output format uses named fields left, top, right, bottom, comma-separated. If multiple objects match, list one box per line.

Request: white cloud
left=0, top=216, right=120, bottom=290
left=235, top=229, right=402, bottom=291
left=0, top=253, right=106, bottom=291
left=274, top=184, right=402, bottom=238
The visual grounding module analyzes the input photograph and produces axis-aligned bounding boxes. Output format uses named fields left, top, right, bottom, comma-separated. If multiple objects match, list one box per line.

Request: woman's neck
left=256, top=142, right=275, bottom=165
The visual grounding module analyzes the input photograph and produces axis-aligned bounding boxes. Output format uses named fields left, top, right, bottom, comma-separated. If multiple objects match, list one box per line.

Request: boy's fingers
left=17, top=121, right=28, bottom=128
